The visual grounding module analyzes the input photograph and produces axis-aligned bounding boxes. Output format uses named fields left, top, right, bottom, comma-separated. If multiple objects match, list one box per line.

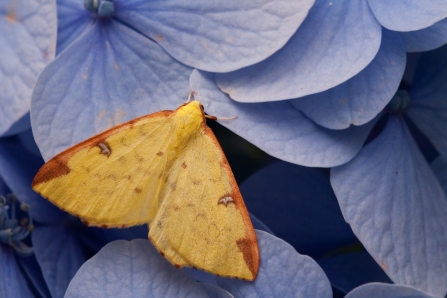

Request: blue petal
left=318, top=251, right=392, bottom=294
left=32, top=225, right=87, bottom=298
left=56, top=0, right=94, bottom=54
left=0, top=0, right=57, bottom=136
left=0, top=245, right=34, bottom=298
left=249, top=213, right=273, bottom=235
left=399, top=19, right=447, bottom=52
left=65, top=239, right=210, bottom=297
left=345, top=283, right=435, bottom=298
left=291, top=29, right=405, bottom=129
left=431, top=154, right=447, bottom=195
left=0, top=136, right=63, bottom=223
left=114, top=0, right=314, bottom=72
left=406, top=45, right=447, bottom=153
left=16, top=254, right=52, bottom=298
left=241, top=161, right=356, bottom=257
left=217, top=230, right=332, bottom=297
left=31, top=20, right=192, bottom=161
left=17, top=128, right=42, bottom=157
left=198, top=283, right=233, bottom=297
left=331, top=116, right=447, bottom=297
left=215, top=0, right=381, bottom=101
left=191, top=70, right=375, bottom=167
left=368, top=0, right=447, bottom=31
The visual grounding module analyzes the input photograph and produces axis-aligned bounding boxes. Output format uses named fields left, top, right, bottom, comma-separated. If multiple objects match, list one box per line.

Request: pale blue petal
left=318, top=251, right=392, bottom=294
left=31, top=20, right=192, bottom=161
left=56, top=0, right=93, bottom=54
left=240, top=161, right=355, bottom=256
left=400, top=19, right=447, bottom=52
left=215, top=0, right=381, bottom=102
left=32, top=226, right=86, bottom=298
left=199, top=283, right=233, bottom=298
left=0, top=136, right=63, bottom=223
left=217, top=230, right=332, bottom=298
left=0, top=0, right=57, bottom=136
left=345, top=283, right=435, bottom=298
left=0, top=245, right=34, bottom=298
left=368, top=0, right=447, bottom=31
left=65, top=239, right=210, bottom=297
left=291, top=29, right=405, bottom=129
left=114, top=0, right=314, bottom=72
left=191, top=70, right=375, bottom=167
left=406, top=45, right=447, bottom=153
left=331, top=116, right=447, bottom=297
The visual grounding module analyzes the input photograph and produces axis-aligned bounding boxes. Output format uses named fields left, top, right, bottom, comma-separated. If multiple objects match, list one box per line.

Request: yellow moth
left=32, top=100, right=259, bottom=280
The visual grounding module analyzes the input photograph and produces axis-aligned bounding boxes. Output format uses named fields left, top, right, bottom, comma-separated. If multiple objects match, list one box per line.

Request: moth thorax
left=175, top=102, right=204, bottom=139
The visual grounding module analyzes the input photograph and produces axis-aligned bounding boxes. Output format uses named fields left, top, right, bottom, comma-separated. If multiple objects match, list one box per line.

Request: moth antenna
left=186, top=91, right=195, bottom=103
left=205, top=115, right=237, bottom=121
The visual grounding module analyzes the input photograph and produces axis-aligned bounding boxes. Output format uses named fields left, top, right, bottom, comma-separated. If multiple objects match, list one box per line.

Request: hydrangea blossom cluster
left=2, top=0, right=447, bottom=297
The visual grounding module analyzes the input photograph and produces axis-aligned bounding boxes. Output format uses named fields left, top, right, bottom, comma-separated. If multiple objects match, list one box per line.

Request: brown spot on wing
left=134, top=187, right=142, bottom=194
left=157, top=35, right=163, bottom=41
left=96, top=141, right=112, bottom=157
left=100, top=224, right=109, bottom=229
left=236, top=236, right=258, bottom=280
left=32, top=155, right=71, bottom=186
left=182, top=162, right=187, bottom=169
left=174, top=264, right=181, bottom=269
left=157, top=151, right=164, bottom=156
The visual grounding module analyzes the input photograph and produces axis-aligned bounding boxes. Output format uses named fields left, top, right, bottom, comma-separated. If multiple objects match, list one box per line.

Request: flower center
left=388, top=89, right=410, bottom=112
left=84, top=0, right=115, bottom=17
left=0, top=194, right=33, bottom=256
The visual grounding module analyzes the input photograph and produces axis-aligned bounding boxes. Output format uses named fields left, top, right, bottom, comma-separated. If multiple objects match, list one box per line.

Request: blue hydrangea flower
left=0, top=0, right=57, bottom=136
left=345, top=283, right=437, bottom=298
left=64, top=231, right=332, bottom=297
left=191, top=43, right=447, bottom=296
left=31, top=0, right=314, bottom=161
left=214, top=0, right=447, bottom=114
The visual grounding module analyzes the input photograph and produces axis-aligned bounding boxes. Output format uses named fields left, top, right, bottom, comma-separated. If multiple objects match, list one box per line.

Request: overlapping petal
left=0, top=245, right=34, bottom=298
left=240, top=161, right=355, bottom=256
left=406, top=45, right=447, bottom=153
left=191, top=70, right=375, bottom=167
left=331, top=116, right=447, bottom=297
left=217, top=230, right=332, bottom=298
left=367, top=0, right=447, bottom=31
left=215, top=0, right=381, bottom=102
left=31, top=20, right=192, bottom=160
left=56, top=0, right=92, bottom=54
left=32, top=226, right=86, bottom=298
left=318, top=251, right=392, bottom=294
left=65, top=239, right=217, bottom=297
left=0, top=0, right=56, bottom=136
left=114, top=0, right=315, bottom=72
left=291, top=29, right=405, bottom=129
left=345, top=282, right=435, bottom=298
left=399, top=19, right=447, bottom=52
left=0, top=135, right=62, bottom=223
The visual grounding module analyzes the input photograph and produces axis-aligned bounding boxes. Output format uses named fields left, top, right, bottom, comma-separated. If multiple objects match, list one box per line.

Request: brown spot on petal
left=134, top=187, right=142, bottom=194
left=174, top=264, right=181, bottom=269
left=182, top=162, right=187, bottom=169
left=100, top=224, right=109, bottom=229
left=157, top=151, right=164, bottom=156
